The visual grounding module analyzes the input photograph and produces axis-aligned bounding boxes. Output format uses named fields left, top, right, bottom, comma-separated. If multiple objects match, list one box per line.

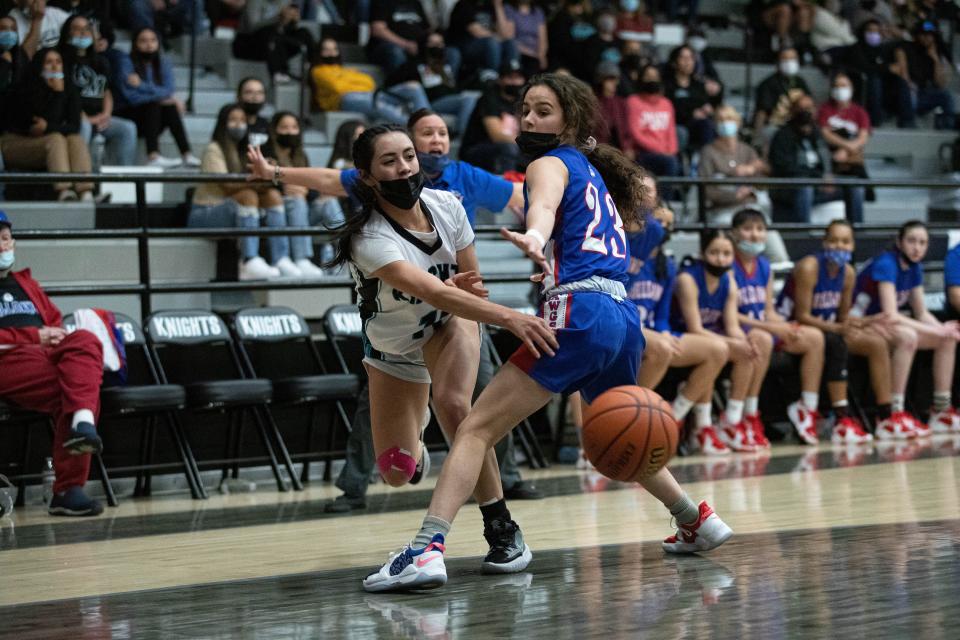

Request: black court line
left=1, top=441, right=958, bottom=553
left=2, top=520, right=959, bottom=640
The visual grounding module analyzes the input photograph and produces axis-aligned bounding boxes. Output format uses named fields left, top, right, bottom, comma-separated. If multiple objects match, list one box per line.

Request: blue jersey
left=532, top=145, right=629, bottom=287
left=853, top=249, right=923, bottom=316
left=626, top=213, right=665, bottom=274
left=627, top=255, right=676, bottom=331
left=672, top=260, right=729, bottom=334
left=776, top=253, right=845, bottom=322
left=734, top=256, right=771, bottom=321
left=946, top=244, right=960, bottom=288
left=340, top=160, right=514, bottom=227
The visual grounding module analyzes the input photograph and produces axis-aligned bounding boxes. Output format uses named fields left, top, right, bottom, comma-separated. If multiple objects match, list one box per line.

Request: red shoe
left=718, top=416, right=756, bottom=452
left=746, top=413, right=771, bottom=449
left=880, top=412, right=919, bottom=440
left=929, top=407, right=960, bottom=434
left=787, top=401, right=820, bottom=445
left=695, top=426, right=731, bottom=456
left=831, top=416, right=873, bottom=444
left=662, top=501, right=734, bottom=554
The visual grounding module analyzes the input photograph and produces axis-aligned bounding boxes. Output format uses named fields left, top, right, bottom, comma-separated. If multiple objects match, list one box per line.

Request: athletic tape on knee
left=377, top=447, right=417, bottom=481
left=824, top=332, right=849, bottom=382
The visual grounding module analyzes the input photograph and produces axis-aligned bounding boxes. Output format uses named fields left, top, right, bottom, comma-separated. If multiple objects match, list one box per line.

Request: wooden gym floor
left=1, top=438, right=959, bottom=639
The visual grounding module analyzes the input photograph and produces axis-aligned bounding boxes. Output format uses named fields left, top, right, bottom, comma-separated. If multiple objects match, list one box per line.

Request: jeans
left=461, top=141, right=521, bottom=174
left=912, top=86, right=956, bottom=129
left=128, top=0, right=202, bottom=35
left=284, top=196, right=314, bottom=261
left=188, top=200, right=259, bottom=259
left=635, top=151, right=681, bottom=200
left=455, top=37, right=519, bottom=77
left=310, top=197, right=346, bottom=229
left=115, top=102, right=191, bottom=156
left=233, top=24, right=316, bottom=76
left=80, top=116, right=138, bottom=167
left=264, top=205, right=291, bottom=264
left=368, top=40, right=463, bottom=77
left=432, top=92, right=481, bottom=136
left=772, top=185, right=864, bottom=223
left=340, top=84, right=430, bottom=124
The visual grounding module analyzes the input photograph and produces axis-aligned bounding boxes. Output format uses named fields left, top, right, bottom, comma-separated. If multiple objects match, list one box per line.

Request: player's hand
left=39, top=326, right=66, bottom=347
left=504, top=310, right=557, bottom=359
left=662, top=331, right=682, bottom=357
left=246, top=145, right=274, bottom=181
left=941, top=320, right=960, bottom=340
left=728, top=337, right=755, bottom=361
left=445, top=270, right=489, bottom=299
left=127, top=73, right=141, bottom=88
left=499, top=227, right=551, bottom=280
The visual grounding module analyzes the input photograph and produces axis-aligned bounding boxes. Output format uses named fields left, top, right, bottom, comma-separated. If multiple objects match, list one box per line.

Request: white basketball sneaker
left=662, top=501, right=733, bottom=554
left=363, top=534, right=447, bottom=593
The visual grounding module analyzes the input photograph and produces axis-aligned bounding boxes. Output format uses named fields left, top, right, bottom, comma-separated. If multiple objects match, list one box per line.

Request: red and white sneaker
left=718, top=418, right=756, bottom=452
left=928, top=408, right=960, bottom=434
left=830, top=416, right=874, bottom=444
left=662, top=501, right=734, bottom=554
left=745, top=413, right=771, bottom=449
left=787, top=401, right=820, bottom=445
left=877, top=413, right=917, bottom=440
left=695, top=426, right=731, bottom=456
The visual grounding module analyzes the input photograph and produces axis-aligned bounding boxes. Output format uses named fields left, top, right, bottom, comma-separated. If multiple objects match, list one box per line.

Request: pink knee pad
left=377, top=447, right=417, bottom=481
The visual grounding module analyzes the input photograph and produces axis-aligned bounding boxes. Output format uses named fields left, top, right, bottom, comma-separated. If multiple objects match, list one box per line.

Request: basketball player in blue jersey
left=853, top=220, right=960, bottom=437
left=628, top=207, right=729, bottom=449
left=364, top=73, right=732, bottom=593
left=728, top=209, right=826, bottom=449
left=776, top=220, right=895, bottom=443
left=672, top=229, right=762, bottom=455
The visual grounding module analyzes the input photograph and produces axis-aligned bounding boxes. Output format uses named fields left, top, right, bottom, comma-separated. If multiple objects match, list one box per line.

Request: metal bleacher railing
left=0, top=172, right=958, bottom=320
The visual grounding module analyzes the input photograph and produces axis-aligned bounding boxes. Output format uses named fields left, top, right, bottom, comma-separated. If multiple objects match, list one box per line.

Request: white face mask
left=687, top=36, right=707, bottom=52
left=0, top=250, right=13, bottom=271
left=831, top=86, right=853, bottom=103
left=779, top=59, right=799, bottom=76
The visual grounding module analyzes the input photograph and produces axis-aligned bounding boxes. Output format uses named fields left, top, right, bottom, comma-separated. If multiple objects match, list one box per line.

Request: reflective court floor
left=2, top=438, right=959, bottom=639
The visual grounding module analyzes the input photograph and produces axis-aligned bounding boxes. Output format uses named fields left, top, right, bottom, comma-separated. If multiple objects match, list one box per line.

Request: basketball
left=581, top=386, right=678, bottom=482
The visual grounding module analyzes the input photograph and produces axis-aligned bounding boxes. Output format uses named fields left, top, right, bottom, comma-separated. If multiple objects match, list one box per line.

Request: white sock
left=695, top=403, right=713, bottom=428
left=672, top=394, right=695, bottom=421
left=802, top=391, right=819, bottom=411
left=72, top=409, right=95, bottom=428
left=725, top=399, right=744, bottom=425
left=744, top=396, right=759, bottom=416
left=892, top=393, right=905, bottom=413
left=933, top=390, right=951, bottom=412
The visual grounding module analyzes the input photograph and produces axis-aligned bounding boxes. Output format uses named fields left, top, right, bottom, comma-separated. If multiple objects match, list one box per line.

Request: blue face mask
left=417, top=151, right=453, bottom=177
left=737, top=240, right=765, bottom=257
left=42, top=71, right=64, bottom=80
left=0, top=31, right=17, bottom=51
left=717, top=120, right=738, bottom=138
left=70, top=36, right=93, bottom=50
left=823, top=249, right=851, bottom=266
left=0, top=250, right=14, bottom=271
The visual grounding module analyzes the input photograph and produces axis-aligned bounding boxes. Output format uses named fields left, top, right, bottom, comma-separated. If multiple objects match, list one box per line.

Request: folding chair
left=230, top=306, right=360, bottom=484
left=63, top=312, right=205, bottom=500
left=145, top=310, right=292, bottom=492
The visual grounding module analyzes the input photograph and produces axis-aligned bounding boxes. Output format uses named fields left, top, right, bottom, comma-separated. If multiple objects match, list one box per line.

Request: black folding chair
left=63, top=312, right=205, bottom=500
left=230, top=306, right=360, bottom=484
left=145, top=310, right=292, bottom=492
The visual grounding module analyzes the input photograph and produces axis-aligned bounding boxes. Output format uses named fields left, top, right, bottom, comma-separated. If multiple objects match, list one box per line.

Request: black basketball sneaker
left=481, top=518, right=533, bottom=574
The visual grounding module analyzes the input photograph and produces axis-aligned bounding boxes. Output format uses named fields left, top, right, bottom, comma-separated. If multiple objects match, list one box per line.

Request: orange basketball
left=581, top=386, right=678, bottom=482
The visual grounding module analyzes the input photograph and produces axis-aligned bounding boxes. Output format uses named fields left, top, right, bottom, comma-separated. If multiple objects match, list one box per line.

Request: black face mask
left=426, top=46, right=445, bottom=60
left=241, top=101, right=264, bottom=116
left=639, top=80, right=662, bottom=94
left=319, top=54, right=341, bottom=65
left=704, top=262, right=731, bottom=277
left=792, top=110, right=814, bottom=128
left=516, top=131, right=562, bottom=160
left=276, top=133, right=300, bottom=149
left=378, top=172, right=425, bottom=209
left=502, top=83, right=523, bottom=100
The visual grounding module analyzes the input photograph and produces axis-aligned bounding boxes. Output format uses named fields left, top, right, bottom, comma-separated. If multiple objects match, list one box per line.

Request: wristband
left=272, top=164, right=281, bottom=186
left=525, top=229, right=546, bottom=249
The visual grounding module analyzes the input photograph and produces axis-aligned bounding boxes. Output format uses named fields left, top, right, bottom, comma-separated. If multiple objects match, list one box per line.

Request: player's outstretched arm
left=373, top=260, right=558, bottom=358
left=499, top=156, right=567, bottom=275
left=246, top=145, right=347, bottom=197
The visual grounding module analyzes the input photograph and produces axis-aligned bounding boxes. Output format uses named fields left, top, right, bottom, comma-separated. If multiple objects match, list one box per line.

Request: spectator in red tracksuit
left=0, top=210, right=105, bottom=516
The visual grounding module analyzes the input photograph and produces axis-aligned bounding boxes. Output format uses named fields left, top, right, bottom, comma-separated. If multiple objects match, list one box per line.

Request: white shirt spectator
left=9, top=5, right=69, bottom=51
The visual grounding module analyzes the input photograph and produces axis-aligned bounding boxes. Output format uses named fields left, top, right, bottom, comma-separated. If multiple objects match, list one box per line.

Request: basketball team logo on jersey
left=734, top=257, right=771, bottom=321
left=543, top=293, right=571, bottom=329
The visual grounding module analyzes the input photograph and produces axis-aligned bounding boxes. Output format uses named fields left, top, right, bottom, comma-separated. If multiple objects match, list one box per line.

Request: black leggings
left=824, top=331, right=849, bottom=383
left=233, top=25, right=316, bottom=75
left=116, top=101, right=190, bottom=156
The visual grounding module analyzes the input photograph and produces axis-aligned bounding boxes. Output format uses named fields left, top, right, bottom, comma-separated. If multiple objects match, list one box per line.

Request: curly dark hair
left=521, top=73, right=647, bottom=226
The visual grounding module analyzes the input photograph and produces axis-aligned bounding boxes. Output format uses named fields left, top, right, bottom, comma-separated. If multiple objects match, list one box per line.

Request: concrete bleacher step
left=173, top=64, right=230, bottom=91
left=866, top=128, right=954, bottom=176
left=317, top=111, right=368, bottom=140
left=0, top=202, right=96, bottom=229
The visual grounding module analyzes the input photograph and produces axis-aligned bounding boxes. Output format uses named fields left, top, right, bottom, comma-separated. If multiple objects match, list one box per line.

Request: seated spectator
left=757, top=0, right=814, bottom=54
left=49, top=0, right=111, bottom=25
left=260, top=111, right=326, bottom=278
left=0, top=15, right=28, bottom=94
left=834, top=19, right=911, bottom=127
left=317, top=118, right=364, bottom=237
left=311, top=37, right=427, bottom=125
left=385, top=31, right=480, bottom=135
left=576, top=9, right=622, bottom=82
left=891, top=20, right=955, bottom=129
left=235, top=76, right=269, bottom=148
left=448, top=0, right=518, bottom=83
left=546, top=0, right=594, bottom=73
left=699, top=105, right=770, bottom=215
left=126, top=0, right=197, bottom=44
left=625, top=64, right=681, bottom=184
left=752, top=46, right=810, bottom=145
left=187, top=103, right=297, bottom=280
left=845, top=0, right=904, bottom=40
left=367, top=0, right=433, bottom=75
left=769, top=94, right=864, bottom=222
left=685, top=27, right=724, bottom=106
left=615, top=0, right=652, bottom=40
left=594, top=61, right=633, bottom=154
left=9, top=0, right=71, bottom=58
left=810, top=2, right=855, bottom=52
left=232, top=1, right=316, bottom=84
left=0, top=210, right=106, bottom=516
left=617, top=38, right=654, bottom=94
left=503, top=0, right=545, bottom=78
left=817, top=71, right=872, bottom=195
left=0, top=47, right=93, bottom=200
left=59, top=15, right=137, bottom=167
left=664, top=44, right=716, bottom=152
left=459, top=58, right=524, bottom=174
left=113, top=27, right=198, bottom=168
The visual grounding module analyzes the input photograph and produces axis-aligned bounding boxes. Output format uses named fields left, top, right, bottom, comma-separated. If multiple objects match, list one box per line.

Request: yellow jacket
left=311, top=64, right=376, bottom=111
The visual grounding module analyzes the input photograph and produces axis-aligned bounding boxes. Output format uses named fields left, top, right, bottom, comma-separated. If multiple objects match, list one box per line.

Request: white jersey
left=349, top=188, right=475, bottom=356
